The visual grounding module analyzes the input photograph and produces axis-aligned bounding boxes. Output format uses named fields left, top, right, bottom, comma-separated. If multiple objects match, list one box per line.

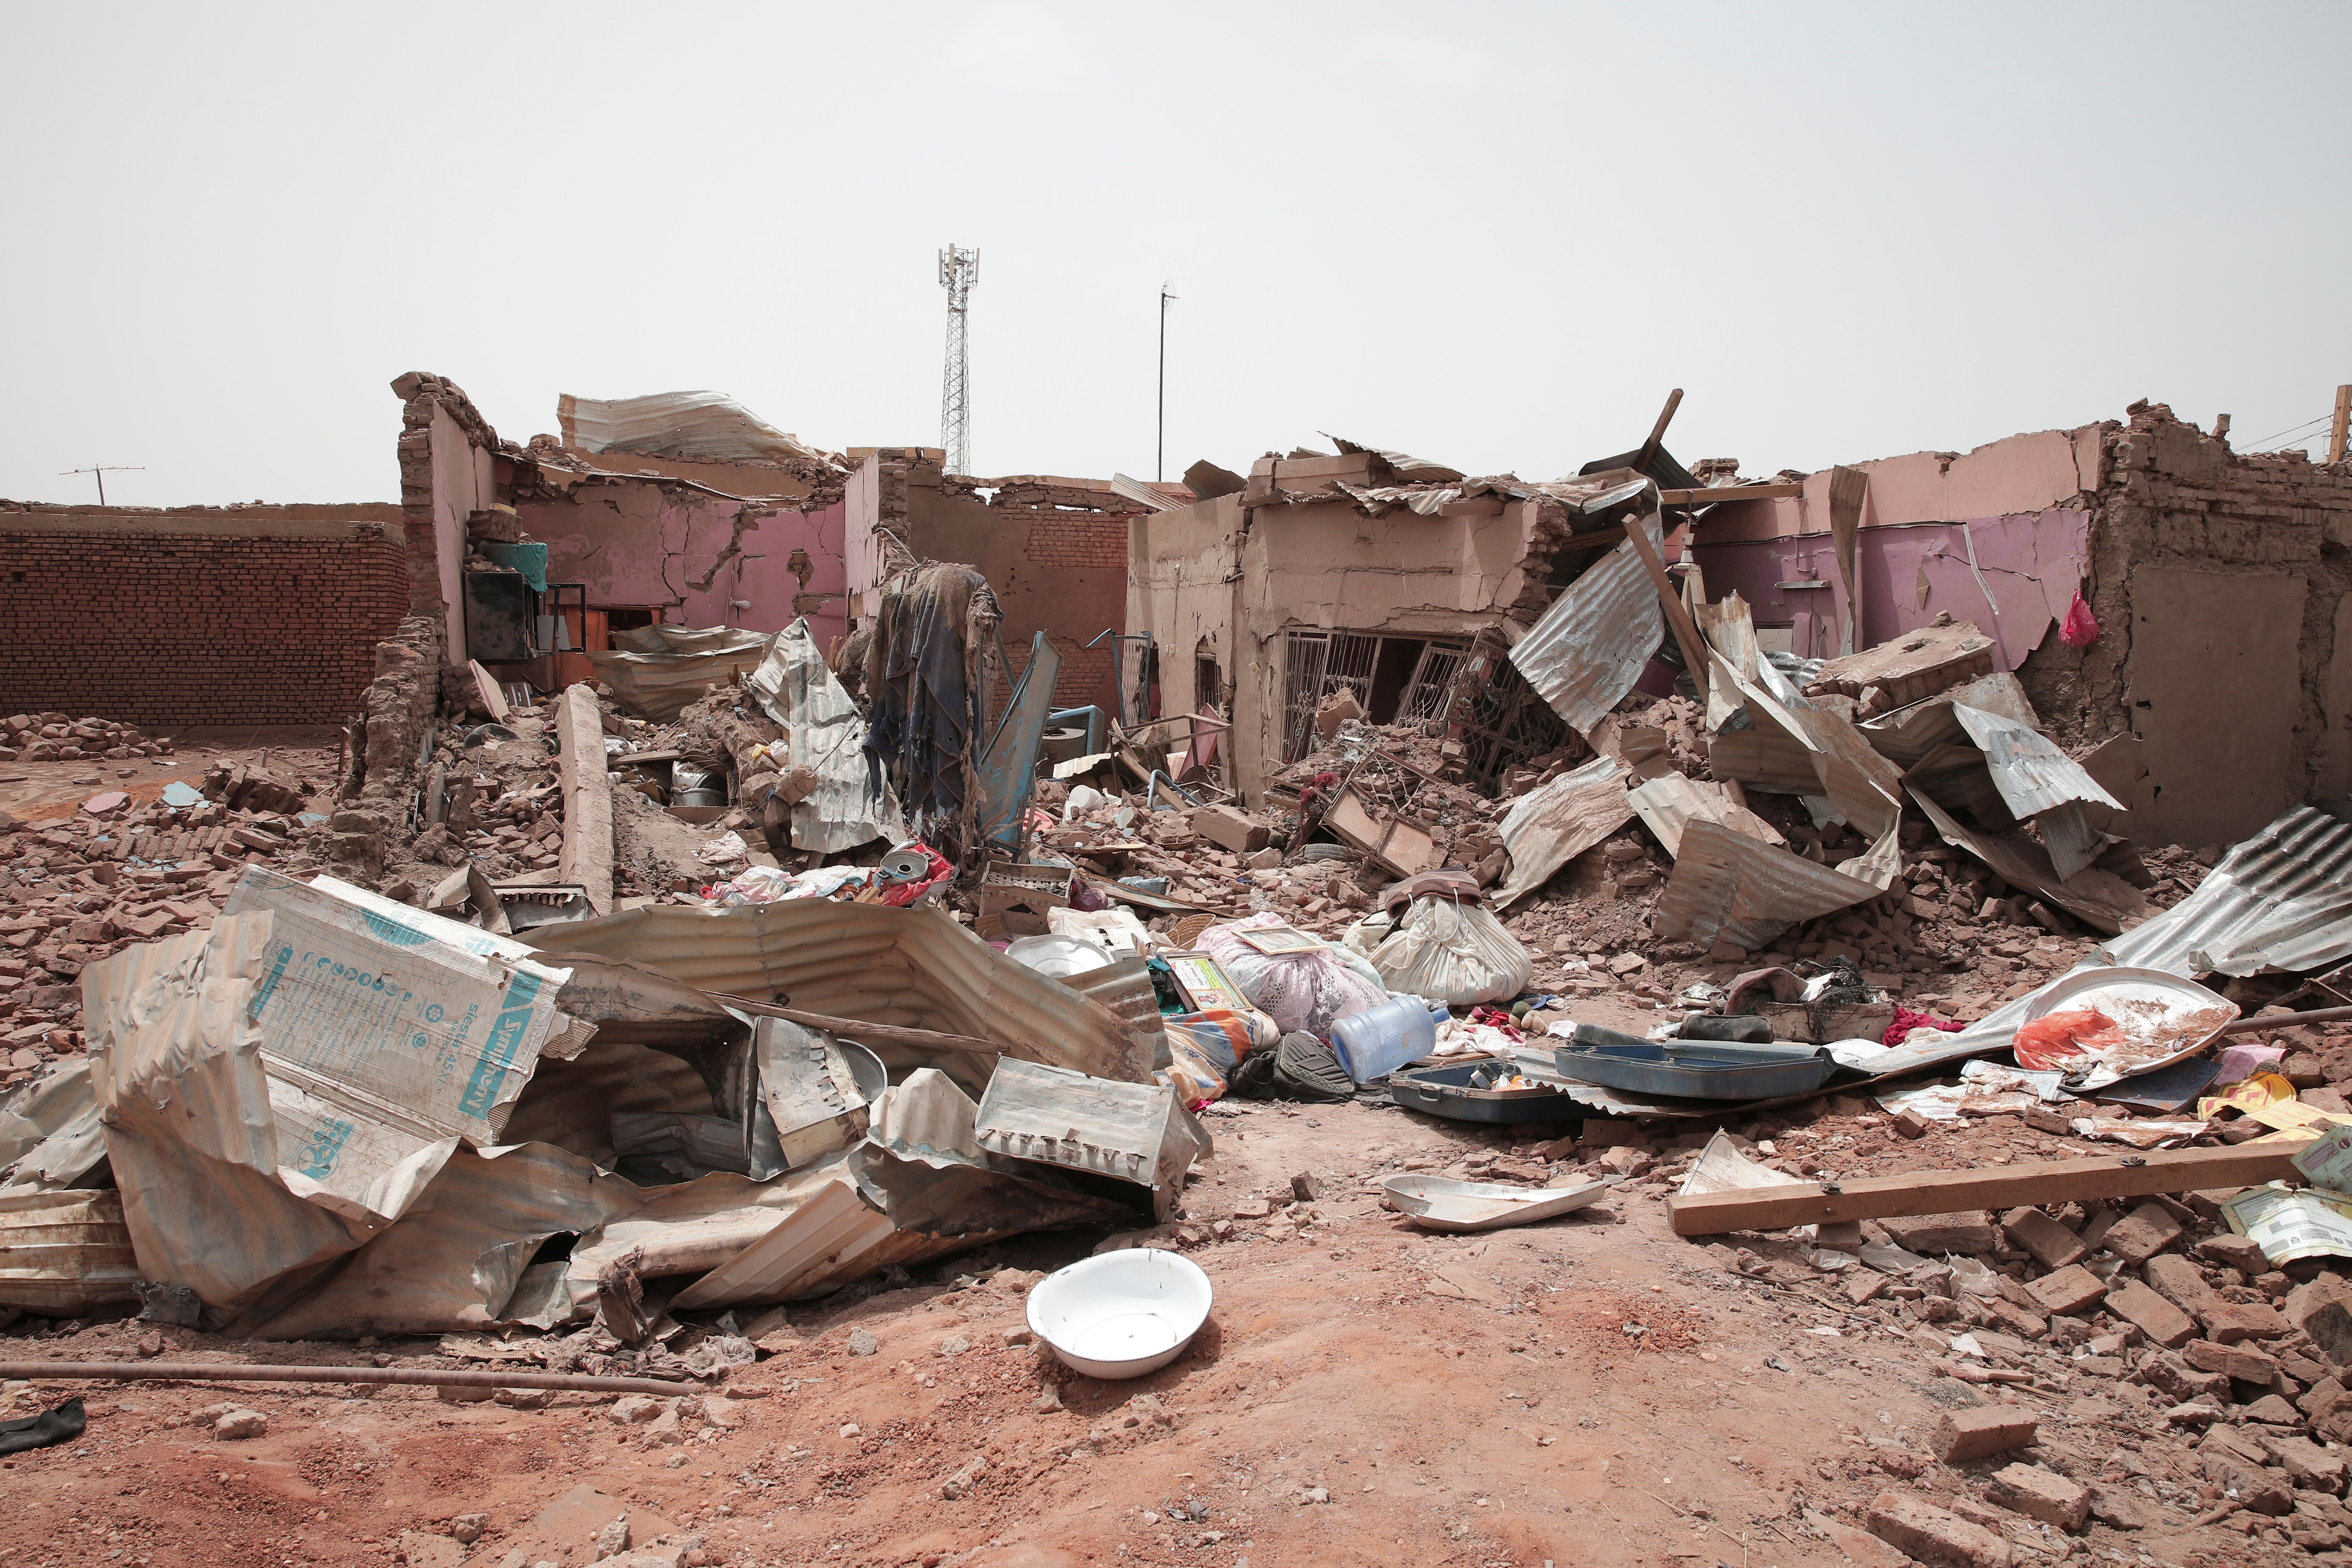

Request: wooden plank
left=1620, top=514, right=1711, bottom=704
left=1668, top=1146, right=2305, bottom=1237
left=1657, top=483, right=1804, bottom=505
left=468, top=659, right=510, bottom=724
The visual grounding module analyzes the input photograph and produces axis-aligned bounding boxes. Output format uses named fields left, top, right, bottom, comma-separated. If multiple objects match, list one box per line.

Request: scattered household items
left=1329, top=994, right=1450, bottom=1084
left=1385, top=1059, right=1584, bottom=1124
left=1024, top=1248, right=1212, bottom=1379
left=1552, top=1021, right=1836, bottom=1101
left=1379, top=1173, right=1609, bottom=1232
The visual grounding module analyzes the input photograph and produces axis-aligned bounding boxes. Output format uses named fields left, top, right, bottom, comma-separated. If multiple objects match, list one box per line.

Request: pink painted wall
left=1702, top=427, right=2105, bottom=544
left=516, top=479, right=847, bottom=649
left=1692, top=510, right=2090, bottom=670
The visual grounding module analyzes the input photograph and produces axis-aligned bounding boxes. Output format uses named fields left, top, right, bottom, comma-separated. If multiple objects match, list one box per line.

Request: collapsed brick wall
left=0, top=520, right=410, bottom=726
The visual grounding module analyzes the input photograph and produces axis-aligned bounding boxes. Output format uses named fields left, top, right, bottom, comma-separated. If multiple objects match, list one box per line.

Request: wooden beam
left=2332, top=384, right=2352, bottom=467
left=1657, top=483, right=1804, bottom=505
left=1620, top=514, right=1711, bottom=705
left=554, top=684, right=615, bottom=916
left=1635, top=388, right=1683, bottom=471
left=1667, top=1145, right=2308, bottom=1237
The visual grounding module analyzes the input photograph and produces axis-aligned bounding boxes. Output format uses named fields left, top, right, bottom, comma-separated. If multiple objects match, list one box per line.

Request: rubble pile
left=0, top=713, right=176, bottom=764
left=0, top=763, right=329, bottom=1083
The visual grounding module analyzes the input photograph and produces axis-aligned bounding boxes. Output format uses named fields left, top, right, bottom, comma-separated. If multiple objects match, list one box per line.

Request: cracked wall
left=513, top=477, right=847, bottom=649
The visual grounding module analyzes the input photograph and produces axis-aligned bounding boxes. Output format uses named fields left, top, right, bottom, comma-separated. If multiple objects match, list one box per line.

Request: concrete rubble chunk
left=211, top=1407, right=267, bottom=1440
left=1930, top=1406, right=2037, bottom=1464
left=2085, top=1482, right=2162, bottom=1530
left=1865, top=1489, right=2014, bottom=1568
left=2182, top=1337, right=2280, bottom=1384
left=2254, top=1431, right=2348, bottom=1493
left=2198, top=1233, right=2271, bottom=1274
left=2286, top=1276, right=2352, bottom=1365
left=1983, top=1462, right=2090, bottom=1531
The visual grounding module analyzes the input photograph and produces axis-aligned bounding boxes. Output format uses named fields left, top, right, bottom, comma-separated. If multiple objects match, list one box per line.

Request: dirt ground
left=0, top=983, right=2302, bottom=1568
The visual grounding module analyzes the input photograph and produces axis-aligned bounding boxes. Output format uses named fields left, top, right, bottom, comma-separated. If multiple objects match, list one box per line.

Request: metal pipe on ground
left=0, top=1361, right=694, bottom=1397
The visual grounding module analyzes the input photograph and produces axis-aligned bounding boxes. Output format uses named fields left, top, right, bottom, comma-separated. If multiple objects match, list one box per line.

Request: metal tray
left=2015, top=966, right=2237, bottom=1080
left=1379, top=1174, right=1611, bottom=1233
left=1387, top=1060, right=1587, bottom=1124
left=1552, top=1040, right=1835, bottom=1101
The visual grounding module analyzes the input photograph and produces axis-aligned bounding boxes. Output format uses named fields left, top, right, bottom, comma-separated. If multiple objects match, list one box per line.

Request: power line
left=2240, top=412, right=2331, bottom=450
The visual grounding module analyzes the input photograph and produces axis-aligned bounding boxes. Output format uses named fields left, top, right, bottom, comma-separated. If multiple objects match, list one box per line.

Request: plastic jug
left=1330, top=995, right=1450, bottom=1083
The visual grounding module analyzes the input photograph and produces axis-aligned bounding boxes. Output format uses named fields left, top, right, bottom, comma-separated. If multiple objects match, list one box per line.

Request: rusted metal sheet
left=1508, top=513, right=1666, bottom=736
left=748, top=618, right=907, bottom=855
left=1493, top=756, right=1633, bottom=909
left=1858, top=671, right=2038, bottom=767
left=0, top=1189, right=139, bottom=1315
left=976, top=631, right=1062, bottom=850
left=526, top=901, right=1151, bottom=1085
left=1652, top=818, right=1883, bottom=952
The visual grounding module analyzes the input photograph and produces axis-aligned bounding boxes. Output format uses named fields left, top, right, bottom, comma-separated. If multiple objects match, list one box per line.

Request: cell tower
left=938, top=244, right=979, bottom=475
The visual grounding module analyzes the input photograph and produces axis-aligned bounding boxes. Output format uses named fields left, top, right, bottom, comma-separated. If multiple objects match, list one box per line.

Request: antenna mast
left=938, top=244, right=979, bottom=475
left=60, top=465, right=144, bottom=505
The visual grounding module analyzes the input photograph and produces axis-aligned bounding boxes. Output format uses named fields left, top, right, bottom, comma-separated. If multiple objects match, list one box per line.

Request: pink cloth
left=1883, top=1006, right=1962, bottom=1047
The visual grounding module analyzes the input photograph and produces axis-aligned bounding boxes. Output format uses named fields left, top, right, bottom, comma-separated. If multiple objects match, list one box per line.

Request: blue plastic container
left=1330, top=995, right=1450, bottom=1083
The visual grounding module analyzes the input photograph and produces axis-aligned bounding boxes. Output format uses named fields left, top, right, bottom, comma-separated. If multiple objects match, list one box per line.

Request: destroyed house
left=1126, top=441, right=1700, bottom=802
left=1686, top=399, right=2352, bottom=848
left=841, top=447, right=1174, bottom=721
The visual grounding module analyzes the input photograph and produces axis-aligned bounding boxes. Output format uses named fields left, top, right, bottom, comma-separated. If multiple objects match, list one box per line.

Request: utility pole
left=937, top=245, right=979, bottom=476
left=1157, top=282, right=1177, bottom=483
left=2331, top=384, right=2351, bottom=466
left=59, top=465, right=143, bottom=505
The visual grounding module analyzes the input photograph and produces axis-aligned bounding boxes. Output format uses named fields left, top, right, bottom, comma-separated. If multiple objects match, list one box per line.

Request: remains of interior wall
left=392, top=371, right=502, bottom=668
left=1129, top=496, right=1249, bottom=789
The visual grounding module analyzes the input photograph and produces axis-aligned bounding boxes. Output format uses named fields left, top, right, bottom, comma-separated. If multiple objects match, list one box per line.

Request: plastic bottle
left=1329, top=994, right=1451, bottom=1083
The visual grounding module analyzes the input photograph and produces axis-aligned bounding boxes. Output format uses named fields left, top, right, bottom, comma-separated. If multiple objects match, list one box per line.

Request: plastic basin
left=1025, top=1248, right=1213, bottom=1380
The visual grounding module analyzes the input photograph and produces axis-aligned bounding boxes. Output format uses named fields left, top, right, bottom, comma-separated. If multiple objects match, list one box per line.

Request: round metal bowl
left=1026, top=1248, right=1212, bottom=1380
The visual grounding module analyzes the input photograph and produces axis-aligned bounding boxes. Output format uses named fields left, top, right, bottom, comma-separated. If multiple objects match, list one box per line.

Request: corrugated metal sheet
left=975, top=632, right=1061, bottom=848
left=1876, top=805, right=2352, bottom=1079
left=1494, top=756, right=1634, bottom=908
left=557, top=390, right=834, bottom=466
left=1508, top=514, right=1666, bottom=735
left=0, top=1189, right=139, bottom=1314
left=526, top=900, right=1150, bottom=1084
left=0, top=1059, right=104, bottom=1191
left=747, top=618, right=908, bottom=854
left=1627, top=774, right=1785, bottom=859
left=586, top=627, right=774, bottom=723
left=1056, top=956, right=1167, bottom=1072
left=1952, top=703, right=2121, bottom=818
left=1652, top=818, right=1883, bottom=951
left=1858, top=672, right=2038, bottom=767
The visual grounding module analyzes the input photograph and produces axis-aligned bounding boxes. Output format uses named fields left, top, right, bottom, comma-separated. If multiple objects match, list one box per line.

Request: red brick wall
left=0, top=528, right=412, bottom=725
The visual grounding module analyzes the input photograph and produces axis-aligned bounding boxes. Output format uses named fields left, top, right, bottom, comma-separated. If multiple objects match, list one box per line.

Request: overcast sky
left=5, top=3, right=2348, bottom=508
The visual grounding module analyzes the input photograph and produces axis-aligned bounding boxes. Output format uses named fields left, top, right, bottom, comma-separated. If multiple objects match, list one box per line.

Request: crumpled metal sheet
left=585, top=626, right=776, bottom=723
left=973, top=1059, right=1208, bottom=1223
left=1493, top=756, right=1634, bottom=909
left=557, top=390, right=835, bottom=466
left=0, top=1189, right=139, bottom=1314
left=748, top=618, right=906, bottom=854
left=975, top=631, right=1062, bottom=849
left=1627, top=773, right=1784, bottom=860
left=526, top=900, right=1152, bottom=1084
left=1859, top=672, right=2039, bottom=768
left=0, top=1059, right=104, bottom=1191
left=1652, top=818, right=1885, bottom=952
left=1908, top=788, right=2151, bottom=936
left=1951, top=702, right=2121, bottom=819
left=1507, top=514, right=1666, bottom=735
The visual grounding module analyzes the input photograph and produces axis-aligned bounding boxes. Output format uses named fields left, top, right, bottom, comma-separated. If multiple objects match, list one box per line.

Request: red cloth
left=1468, top=1005, right=1525, bottom=1043
left=2059, top=589, right=2100, bottom=648
left=1882, top=1006, right=1961, bottom=1047
left=878, top=842, right=954, bottom=908
left=2011, top=1007, right=2126, bottom=1070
